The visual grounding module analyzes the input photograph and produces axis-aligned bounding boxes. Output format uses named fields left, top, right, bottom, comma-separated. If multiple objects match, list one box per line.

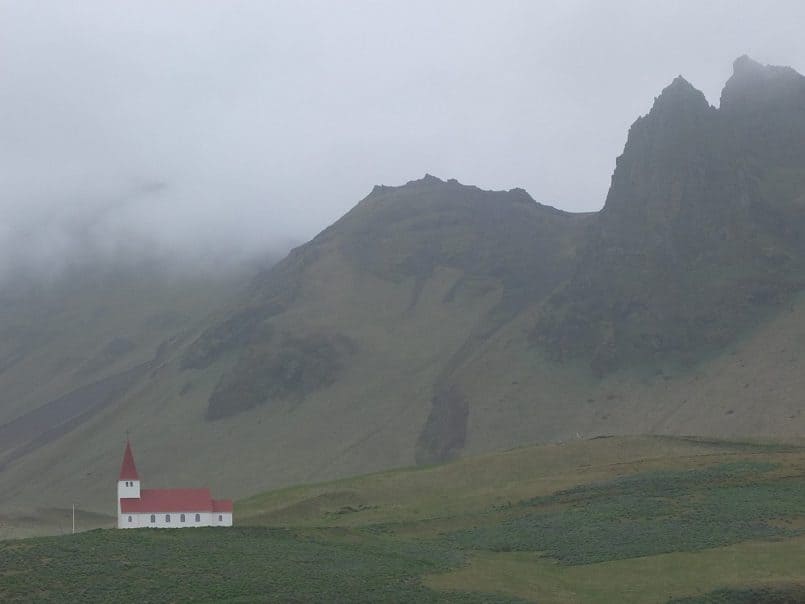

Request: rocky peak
left=368, top=174, right=447, bottom=198
left=538, top=55, right=805, bottom=375
left=650, top=75, right=711, bottom=115
left=720, top=55, right=805, bottom=112
left=407, top=173, right=444, bottom=187
left=602, top=75, right=715, bottom=219
left=620, top=75, right=712, bottom=150
left=732, top=54, right=765, bottom=77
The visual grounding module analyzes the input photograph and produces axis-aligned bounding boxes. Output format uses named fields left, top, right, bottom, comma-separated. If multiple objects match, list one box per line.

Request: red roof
left=119, top=441, right=139, bottom=481
left=121, top=488, right=218, bottom=513
left=212, top=499, right=233, bottom=513
left=117, top=440, right=233, bottom=515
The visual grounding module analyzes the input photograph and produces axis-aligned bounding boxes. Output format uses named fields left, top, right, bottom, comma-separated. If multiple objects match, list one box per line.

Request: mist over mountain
left=0, top=177, right=298, bottom=286
left=3, top=2, right=804, bottom=287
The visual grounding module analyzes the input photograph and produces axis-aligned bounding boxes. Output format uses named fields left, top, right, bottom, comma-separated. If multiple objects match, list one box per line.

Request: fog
left=2, top=1, right=804, bottom=281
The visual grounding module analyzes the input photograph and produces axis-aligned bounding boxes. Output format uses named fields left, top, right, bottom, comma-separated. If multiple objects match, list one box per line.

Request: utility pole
left=72, top=504, right=75, bottom=534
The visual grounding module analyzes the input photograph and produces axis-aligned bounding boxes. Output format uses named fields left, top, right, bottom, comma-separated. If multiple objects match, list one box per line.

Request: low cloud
left=1, top=1, right=804, bottom=283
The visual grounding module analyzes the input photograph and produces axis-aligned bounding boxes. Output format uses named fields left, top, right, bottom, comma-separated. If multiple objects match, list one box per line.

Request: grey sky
left=2, top=1, right=804, bottom=278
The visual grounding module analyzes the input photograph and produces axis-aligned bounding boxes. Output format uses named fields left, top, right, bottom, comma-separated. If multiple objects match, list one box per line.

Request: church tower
left=117, top=440, right=141, bottom=516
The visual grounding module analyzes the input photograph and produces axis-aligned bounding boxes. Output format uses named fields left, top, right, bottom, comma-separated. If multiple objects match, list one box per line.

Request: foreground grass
left=426, top=537, right=805, bottom=604
left=3, top=436, right=805, bottom=602
left=0, top=527, right=518, bottom=603
left=448, top=461, right=805, bottom=563
left=236, top=436, right=766, bottom=528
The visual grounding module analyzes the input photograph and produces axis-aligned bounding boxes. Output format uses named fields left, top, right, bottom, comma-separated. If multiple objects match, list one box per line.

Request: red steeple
left=119, top=440, right=139, bottom=481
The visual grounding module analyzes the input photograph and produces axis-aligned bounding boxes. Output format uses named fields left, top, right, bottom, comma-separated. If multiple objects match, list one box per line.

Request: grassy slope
left=3, top=436, right=805, bottom=603
left=427, top=540, right=805, bottom=604
left=236, top=435, right=805, bottom=603
left=0, top=271, right=211, bottom=424
left=0, top=267, right=248, bottom=533
left=0, top=267, right=250, bottom=428
left=0, top=528, right=519, bottom=603
left=457, top=290, right=805, bottom=454
left=0, top=251, right=502, bottom=534
left=235, top=436, right=739, bottom=527
left=0, top=181, right=587, bottom=529
left=5, top=256, right=805, bottom=539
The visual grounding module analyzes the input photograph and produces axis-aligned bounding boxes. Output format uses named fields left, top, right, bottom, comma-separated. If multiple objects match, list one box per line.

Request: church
left=117, top=440, right=233, bottom=528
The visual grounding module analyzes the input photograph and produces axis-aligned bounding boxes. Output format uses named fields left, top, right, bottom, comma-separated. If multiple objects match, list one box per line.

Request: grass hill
left=3, top=56, right=805, bottom=530
left=3, top=436, right=805, bottom=602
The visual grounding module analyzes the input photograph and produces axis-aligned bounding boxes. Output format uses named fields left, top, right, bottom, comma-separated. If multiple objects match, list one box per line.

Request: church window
left=165, top=514, right=171, bottom=522
left=195, top=513, right=200, bottom=522
left=150, top=514, right=155, bottom=523
left=218, top=514, right=223, bottom=521
left=181, top=514, right=186, bottom=522
left=128, top=516, right=132, bottom=523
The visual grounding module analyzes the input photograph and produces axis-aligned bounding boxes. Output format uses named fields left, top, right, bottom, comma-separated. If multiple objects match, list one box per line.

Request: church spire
left=119, top=440, right=139, bottom=481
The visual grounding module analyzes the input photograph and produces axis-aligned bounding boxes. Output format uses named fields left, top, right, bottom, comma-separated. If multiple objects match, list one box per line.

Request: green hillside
left=0, top=266, right=249, bottom=535
left=3, top=436, right=805, bottom=602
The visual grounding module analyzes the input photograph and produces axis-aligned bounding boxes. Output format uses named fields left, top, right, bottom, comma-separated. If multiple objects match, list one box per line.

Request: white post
left=72, top=504, right=75, bottom=534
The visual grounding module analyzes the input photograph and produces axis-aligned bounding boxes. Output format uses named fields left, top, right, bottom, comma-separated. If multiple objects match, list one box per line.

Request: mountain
left=0, top=266, right=246, bottom=455
left=185, top=177, right=593, bottom=463
left=536, top=57, right=805, bottom=374
left=2, top=56, right=805, bottom=529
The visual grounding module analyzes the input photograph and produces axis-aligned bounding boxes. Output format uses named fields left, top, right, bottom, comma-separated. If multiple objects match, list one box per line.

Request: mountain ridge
left=2, top=56, right=805, bottom=525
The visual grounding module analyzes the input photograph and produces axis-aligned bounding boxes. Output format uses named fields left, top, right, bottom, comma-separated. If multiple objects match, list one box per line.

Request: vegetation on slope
left=207, top=331, right=356, bottom=419
left=3, top=436, right=805, bottom=602
left=0, top=266, right=245, bottom=469
left=449, top=461, right=801, bottom=563
left=0, top=528, right=519, bottom=603
left=189, top=176, right=591, bottom=426
left=670, top=585, right=805, bottom=604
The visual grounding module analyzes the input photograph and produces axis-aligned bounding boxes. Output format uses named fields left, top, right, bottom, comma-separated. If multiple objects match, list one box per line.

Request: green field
left=3, top=436, right=805, bottom=602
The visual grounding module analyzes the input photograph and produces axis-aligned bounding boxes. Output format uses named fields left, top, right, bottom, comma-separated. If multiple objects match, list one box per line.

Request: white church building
left=117, top=440, right=233, bottom=528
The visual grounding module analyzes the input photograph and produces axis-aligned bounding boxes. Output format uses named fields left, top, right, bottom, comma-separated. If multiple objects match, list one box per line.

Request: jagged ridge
left=4, top=57, right=805, bottom=524
left=534, top=56, right=805, bottom=373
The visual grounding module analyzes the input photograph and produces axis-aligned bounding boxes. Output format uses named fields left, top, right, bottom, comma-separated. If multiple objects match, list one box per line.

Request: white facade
left=118, top=510, right=233, bottom=529
left=117, top=479, right=140, bottom=515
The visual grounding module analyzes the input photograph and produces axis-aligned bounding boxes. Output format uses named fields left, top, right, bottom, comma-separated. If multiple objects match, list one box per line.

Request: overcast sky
left=2, top=1, right=805, bottom=279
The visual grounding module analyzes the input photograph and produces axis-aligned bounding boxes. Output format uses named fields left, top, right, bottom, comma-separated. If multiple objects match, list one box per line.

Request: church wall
left=118, top=511, right=228, bottom=528
left=215, top=512, right=233, bottom=527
